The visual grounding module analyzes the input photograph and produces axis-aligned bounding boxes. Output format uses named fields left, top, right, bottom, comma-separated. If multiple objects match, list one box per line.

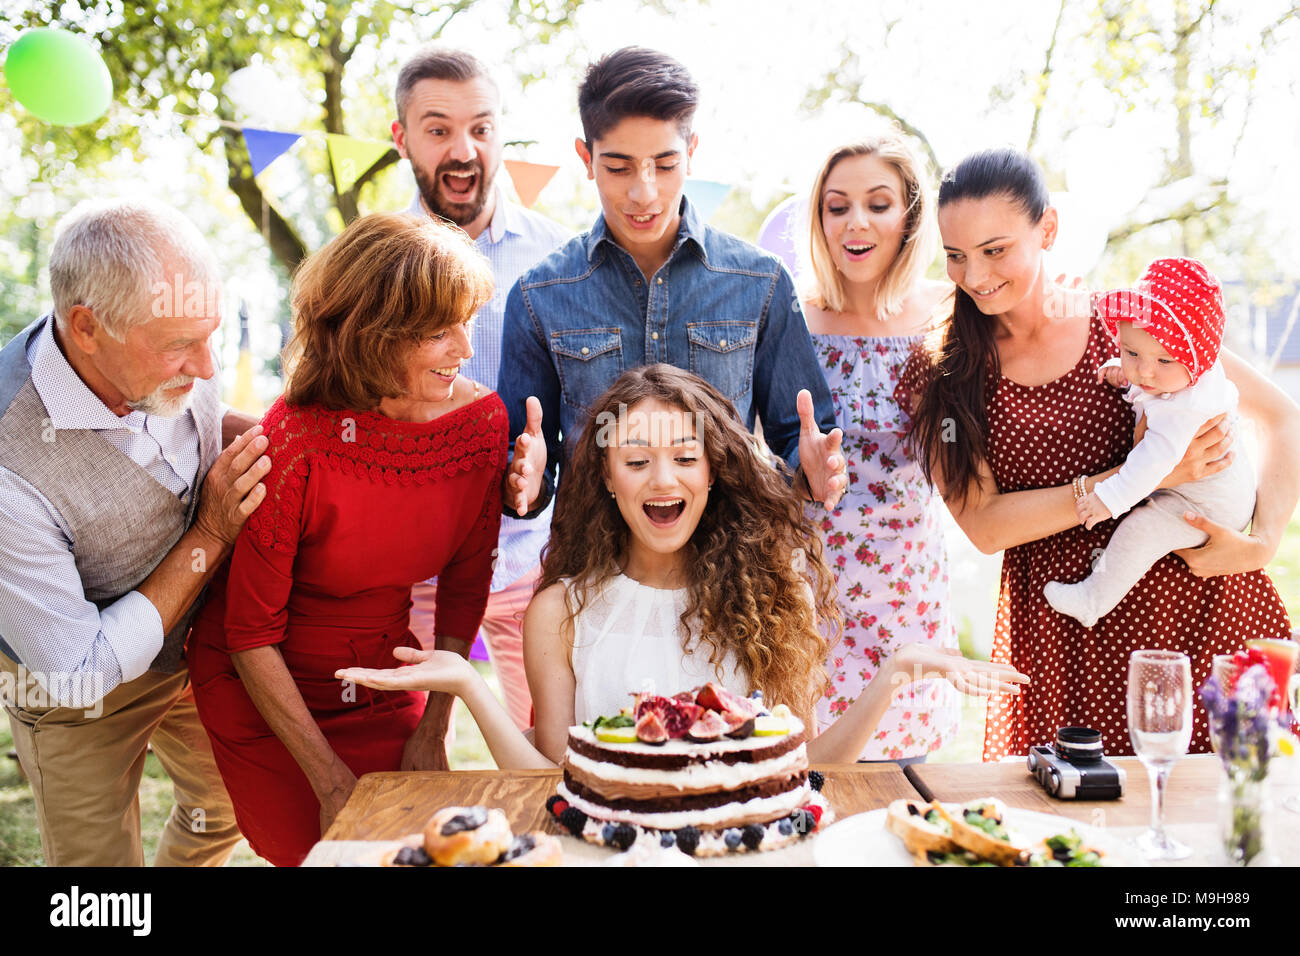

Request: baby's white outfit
left=1043, top=358, right=1255, bottom=627
left=568, top=573, right=745, bottom=724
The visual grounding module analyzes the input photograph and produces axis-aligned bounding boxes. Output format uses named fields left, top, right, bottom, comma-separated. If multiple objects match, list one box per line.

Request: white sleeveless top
left=569, top=574, right=746, bottom=724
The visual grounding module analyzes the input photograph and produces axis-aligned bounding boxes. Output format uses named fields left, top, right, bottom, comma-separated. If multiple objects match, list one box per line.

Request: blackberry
left=608, top=823, right=637, bottom=851
left=808, top=770, right=825, bottom=792
left=778, top=818, right=794, bottom=837
left=741, top=824, right=764, bottom=850
left=659, top=830, right=676, bottom=848
left=675, top=826, right=701, bottom=856
left=545, top=794, right=563, bottom=813
left=723, top=829, right=742, bottom=850
left=559, top=806, right=588, bottom=837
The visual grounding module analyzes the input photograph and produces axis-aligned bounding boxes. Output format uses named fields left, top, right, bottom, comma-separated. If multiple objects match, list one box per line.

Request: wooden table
left=310, top=763, right=918, bottom=866
left=908, top=754, right=1300, bottom=865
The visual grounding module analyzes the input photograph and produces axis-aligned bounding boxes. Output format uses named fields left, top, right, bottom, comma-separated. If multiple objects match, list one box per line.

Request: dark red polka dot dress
left=904, top=310, right=1290, bottom=760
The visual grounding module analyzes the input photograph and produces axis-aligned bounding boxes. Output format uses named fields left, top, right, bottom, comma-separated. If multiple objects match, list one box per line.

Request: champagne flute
left=1128, top=649, right=1193, bottom=861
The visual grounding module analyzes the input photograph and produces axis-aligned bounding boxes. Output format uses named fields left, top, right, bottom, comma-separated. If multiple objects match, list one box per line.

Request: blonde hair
left=803, top=129, right=938, bottom=320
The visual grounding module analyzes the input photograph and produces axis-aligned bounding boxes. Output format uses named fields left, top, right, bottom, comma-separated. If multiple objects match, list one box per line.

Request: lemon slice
left=770, top=703, right=792, bottom=721
left=752, top=715, right=790, bottom=736
left=595, top=724, right=639, bottom=744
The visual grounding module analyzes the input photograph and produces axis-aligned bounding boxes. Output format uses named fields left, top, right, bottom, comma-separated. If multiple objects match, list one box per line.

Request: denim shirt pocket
left=686, top=320, right=757, bottom=401
left=550, top=328, right=624, bottom=412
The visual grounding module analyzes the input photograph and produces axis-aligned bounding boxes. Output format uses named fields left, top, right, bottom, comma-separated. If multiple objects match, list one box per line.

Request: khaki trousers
left=2, top=654, right=242, bottom=867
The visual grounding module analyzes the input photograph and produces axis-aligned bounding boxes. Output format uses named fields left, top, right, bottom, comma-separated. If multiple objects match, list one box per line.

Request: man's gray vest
left=0, top=314, right=221, bottom=673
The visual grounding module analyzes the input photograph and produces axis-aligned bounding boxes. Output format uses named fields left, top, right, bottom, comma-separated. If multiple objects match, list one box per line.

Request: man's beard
left=413, top=158, right=494, bottom=227
left=128, top=374, right=196, bottom=417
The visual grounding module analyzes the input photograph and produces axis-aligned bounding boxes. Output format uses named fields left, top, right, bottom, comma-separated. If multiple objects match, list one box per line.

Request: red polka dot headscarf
left=1096, top=257, right=1225, bottom=385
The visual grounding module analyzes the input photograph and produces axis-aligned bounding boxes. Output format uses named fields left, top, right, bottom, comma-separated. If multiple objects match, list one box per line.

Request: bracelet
left=1071, top=475, right=1087, bottom=500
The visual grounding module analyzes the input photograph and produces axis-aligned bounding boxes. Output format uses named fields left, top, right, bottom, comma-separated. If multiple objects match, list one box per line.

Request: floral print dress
left=809, top=334, right=961, bottom=760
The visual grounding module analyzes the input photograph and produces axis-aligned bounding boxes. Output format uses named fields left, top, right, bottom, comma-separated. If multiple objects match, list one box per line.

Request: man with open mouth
left=392, top=47, right=572, bottom=747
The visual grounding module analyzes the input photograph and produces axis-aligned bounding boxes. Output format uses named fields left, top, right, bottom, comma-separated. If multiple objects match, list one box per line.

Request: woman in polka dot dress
left=899, top=148, right=1296, bottom=759
left=800, top=129, right=962, bottom=763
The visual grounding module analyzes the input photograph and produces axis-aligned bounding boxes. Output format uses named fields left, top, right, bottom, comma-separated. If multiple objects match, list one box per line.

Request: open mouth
left=642, top=498, right=685, bottom=527
left=440, top=169, right=479, bottom=202
left=971, top=281, right=1008, bottom=298
left=431, top=365, right=460, bottom=383
left=626, top=212, right=660, bottom=229
left=843, top=242, right=875, bottom=260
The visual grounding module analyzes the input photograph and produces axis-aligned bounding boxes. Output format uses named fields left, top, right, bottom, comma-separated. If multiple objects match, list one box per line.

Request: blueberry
left=741, top=824, right=764, bottom=850
left=659, top=831, right=676, bottom=848
left=601, top=823, right=617, bottom=844
left=789, top=808, right=814, bottom=834
left=393, top=846, right=417, bottom=866
left=675, top=827, right=700, bottom=856
left=609, top=823, right=637, bottom=851
left=724, top=829, right=742, bottom=849
left=409, top=846, right=431, bottom=866
left=749, top=690, right=763, bottom=699
left=778, top=818, right=794, bottom=836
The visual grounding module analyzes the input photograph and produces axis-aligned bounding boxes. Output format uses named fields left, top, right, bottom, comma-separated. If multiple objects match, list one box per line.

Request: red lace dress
left=188, top=394, right=506, bottom=866
left=899, top=311, right=1290, bottom=761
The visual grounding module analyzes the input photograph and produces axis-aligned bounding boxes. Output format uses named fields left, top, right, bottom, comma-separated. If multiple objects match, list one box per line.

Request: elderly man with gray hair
left=0, top=197, right=270, bottom=866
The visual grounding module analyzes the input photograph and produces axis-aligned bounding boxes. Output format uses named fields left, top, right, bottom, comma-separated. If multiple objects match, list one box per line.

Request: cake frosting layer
left=566, top=722, right=805, bottom=769
left=563, top=743, right=809, bottom=799
left=563, top=767, right=806, bottom=813
left=557, top=780, right=813, bottom=831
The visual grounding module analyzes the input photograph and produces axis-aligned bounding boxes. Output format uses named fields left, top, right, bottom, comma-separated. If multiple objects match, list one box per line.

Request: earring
left=609, top=491, right=616, bottom=499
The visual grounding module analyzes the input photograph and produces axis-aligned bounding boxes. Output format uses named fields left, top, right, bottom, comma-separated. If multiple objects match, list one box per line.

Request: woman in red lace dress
left=900, top=148, right=1297, bottom=760
left=188, top=214, right=505, bottom=866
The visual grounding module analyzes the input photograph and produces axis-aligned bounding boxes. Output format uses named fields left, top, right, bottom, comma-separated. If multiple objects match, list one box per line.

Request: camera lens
left=1054, top=726, right=1103, bottom=763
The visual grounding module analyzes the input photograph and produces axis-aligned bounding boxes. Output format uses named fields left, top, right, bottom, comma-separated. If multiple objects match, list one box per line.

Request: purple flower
left=1198, top=665, right=1276, bottom=779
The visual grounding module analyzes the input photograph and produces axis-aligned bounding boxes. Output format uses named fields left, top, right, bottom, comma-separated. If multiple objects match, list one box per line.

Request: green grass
left=4, top=517, right=1298, bottom=865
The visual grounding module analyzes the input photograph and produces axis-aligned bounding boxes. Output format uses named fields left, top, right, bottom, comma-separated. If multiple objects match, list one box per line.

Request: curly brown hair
left=537, top=364, right=841, bottom=725
left=282, top=212, right=493, bottom=409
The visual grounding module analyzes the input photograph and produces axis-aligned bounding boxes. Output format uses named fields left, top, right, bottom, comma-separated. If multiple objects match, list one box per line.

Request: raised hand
left=194, top=424, right=270, bottom=546
left=890, top=644, right=1029, bottom=698
left=796, top=389, right=846, bottom=509
left=335, top=645, right=474, bottom=695
left=505, top=396, right=546, bottom=515
left=1098, top=365, right=1130, bottom=389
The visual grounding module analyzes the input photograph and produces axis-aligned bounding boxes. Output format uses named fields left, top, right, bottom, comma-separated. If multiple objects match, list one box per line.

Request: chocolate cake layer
left=566, top=729, right=805, bottom=769
left=563, top=768, right=807, bottom=813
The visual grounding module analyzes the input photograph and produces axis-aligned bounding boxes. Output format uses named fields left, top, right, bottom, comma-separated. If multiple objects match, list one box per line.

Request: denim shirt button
left=656, top=277, right=663, bottom=284
left=580, top=347, right=590, bottom=355
left=651, top=332, right=659, bottom=340
left=719, top=339, right=727, bottom=347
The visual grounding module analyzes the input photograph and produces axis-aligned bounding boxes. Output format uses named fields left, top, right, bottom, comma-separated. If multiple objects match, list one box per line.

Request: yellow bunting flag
left=504, top=159, right=560, bottom=208
left=326, top=134, right=393, bottom=194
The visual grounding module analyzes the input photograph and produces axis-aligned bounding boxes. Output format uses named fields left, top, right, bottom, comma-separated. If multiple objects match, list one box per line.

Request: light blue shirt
left=408, top=189, right=571, bottom=590
left=0, top=320, right=208, bottom=702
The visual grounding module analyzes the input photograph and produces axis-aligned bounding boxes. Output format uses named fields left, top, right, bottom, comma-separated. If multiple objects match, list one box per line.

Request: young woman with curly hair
left=338, top=365, right=1026, bottom=767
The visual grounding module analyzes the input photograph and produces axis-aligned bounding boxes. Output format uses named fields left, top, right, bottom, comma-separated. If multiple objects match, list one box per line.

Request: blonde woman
left=800, top=128, right=958, bottom=764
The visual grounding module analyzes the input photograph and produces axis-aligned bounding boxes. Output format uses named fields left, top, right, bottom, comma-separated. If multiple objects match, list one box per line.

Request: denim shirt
left=499, top=195, right=835, bottom=510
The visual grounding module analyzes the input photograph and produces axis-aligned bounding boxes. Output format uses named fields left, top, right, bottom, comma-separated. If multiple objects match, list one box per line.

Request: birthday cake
left=546, top=683, right=830, bottom=856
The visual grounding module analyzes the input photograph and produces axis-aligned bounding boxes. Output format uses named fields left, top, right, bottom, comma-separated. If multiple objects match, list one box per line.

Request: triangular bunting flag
left=683, top=179, right=732, bottom=222
left=504, top=159, right=559, bottom=208
left=326, top=134, right=393, bottom=194
left=242, top=127, right=302, bottom=178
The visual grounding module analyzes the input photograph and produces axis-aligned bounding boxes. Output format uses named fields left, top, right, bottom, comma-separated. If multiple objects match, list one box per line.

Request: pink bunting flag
left=504, top=159, right=559, bottom=208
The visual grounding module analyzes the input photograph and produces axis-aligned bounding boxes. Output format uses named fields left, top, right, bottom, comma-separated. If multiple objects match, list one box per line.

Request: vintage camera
left=1027, top=727, right=1125, bottom=800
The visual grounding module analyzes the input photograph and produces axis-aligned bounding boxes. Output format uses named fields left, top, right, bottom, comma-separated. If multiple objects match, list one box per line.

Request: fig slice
left=685, top=709, right=730, bottom=742
left=635, top=709, right=668, bottom=745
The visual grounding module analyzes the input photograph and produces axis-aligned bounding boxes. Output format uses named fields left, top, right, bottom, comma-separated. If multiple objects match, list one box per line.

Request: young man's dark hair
left=394, top=48, right=495, bottom=125
left=577, top=46, right=699, bottom=147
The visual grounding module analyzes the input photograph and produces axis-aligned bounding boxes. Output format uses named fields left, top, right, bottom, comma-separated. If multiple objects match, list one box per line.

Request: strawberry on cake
left=545, top=683, right=830, bottom=856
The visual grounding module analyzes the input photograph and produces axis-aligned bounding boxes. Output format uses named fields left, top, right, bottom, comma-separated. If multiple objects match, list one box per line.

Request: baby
left=1044, top=257, right=1253, bottom=628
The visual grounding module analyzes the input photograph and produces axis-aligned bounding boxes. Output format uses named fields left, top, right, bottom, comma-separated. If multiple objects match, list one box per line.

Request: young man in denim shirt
left=500, top=47, right=846, bottom=517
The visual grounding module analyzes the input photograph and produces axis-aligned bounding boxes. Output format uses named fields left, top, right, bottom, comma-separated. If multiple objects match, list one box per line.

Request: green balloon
left=4, top=27, right=113, bottom=126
